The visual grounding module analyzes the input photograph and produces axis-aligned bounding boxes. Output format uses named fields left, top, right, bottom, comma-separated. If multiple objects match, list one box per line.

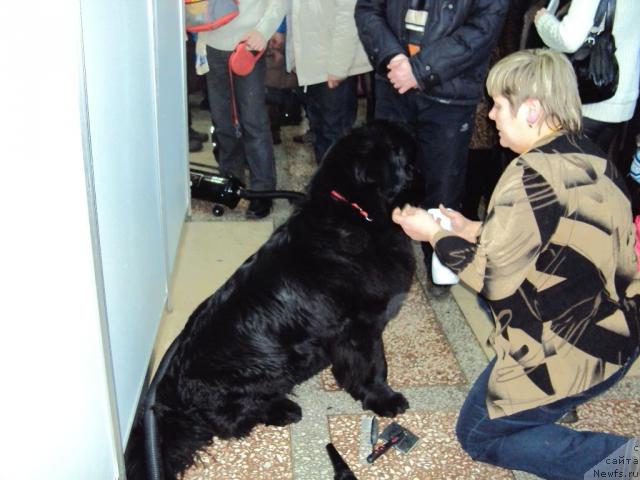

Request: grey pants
left=205, top=46, right=276, bottom=191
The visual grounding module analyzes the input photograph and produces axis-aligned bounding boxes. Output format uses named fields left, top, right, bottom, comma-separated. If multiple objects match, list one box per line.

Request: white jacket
left=201, top=0, right=286, bottom=52
left=535, top=0, right=640, bottom=123
left=285, top=0, right=372, bottom=87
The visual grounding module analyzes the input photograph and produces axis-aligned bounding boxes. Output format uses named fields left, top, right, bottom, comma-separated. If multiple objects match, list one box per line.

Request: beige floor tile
left=150, top=221, right=272, bottom=374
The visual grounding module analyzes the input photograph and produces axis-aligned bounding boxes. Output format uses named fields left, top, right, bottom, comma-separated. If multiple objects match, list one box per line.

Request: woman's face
left=488, top=95, right=535, bottom=154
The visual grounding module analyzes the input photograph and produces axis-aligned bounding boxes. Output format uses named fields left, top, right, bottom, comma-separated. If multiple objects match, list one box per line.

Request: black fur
left=125, top=121, right=419, bottom=479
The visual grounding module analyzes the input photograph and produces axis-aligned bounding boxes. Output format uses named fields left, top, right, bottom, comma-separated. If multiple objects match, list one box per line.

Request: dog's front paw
left=264, top=397, right=303, bottom=427
left=363, top=390, right=409, bottom=417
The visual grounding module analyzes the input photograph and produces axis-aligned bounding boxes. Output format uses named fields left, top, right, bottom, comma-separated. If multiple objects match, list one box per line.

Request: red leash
left=227, top=59, right=242, bottom=138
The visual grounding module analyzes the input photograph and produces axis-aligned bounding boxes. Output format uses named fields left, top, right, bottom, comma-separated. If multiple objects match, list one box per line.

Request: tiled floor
left=151, top=99, right=640, bottom=480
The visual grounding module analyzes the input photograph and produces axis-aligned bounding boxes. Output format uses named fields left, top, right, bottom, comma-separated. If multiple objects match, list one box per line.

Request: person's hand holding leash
left=241, top=29, right=267, bottom=51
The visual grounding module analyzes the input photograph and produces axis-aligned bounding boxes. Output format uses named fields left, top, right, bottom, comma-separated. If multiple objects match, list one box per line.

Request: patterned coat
left=434, top=133, right=640, bottom=418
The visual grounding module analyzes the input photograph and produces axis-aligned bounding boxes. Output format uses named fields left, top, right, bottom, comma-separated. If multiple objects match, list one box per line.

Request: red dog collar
left=330, top=190, right=372, bottom=222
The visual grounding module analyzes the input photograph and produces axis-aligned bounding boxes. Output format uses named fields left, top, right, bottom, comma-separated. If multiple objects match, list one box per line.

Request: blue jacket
left=355, top=0, right=509, bottom=105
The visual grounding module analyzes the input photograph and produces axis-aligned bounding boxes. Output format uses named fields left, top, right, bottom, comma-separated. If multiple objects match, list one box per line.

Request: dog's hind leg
left=329, top=333, right=409, bottom=418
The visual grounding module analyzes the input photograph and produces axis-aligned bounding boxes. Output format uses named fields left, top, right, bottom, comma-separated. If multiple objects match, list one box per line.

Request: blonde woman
left=393, top=49, right=640, bottom=479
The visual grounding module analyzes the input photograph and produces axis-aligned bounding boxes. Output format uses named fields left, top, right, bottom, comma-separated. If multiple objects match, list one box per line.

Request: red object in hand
left=229, top=40, right=265, bottom=76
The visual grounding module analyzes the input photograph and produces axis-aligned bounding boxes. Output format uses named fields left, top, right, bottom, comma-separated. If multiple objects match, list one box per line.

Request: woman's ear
left=525, top=99, right=542, bottom=125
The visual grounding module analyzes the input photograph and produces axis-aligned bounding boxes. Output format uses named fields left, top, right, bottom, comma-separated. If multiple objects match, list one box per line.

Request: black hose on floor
left=190, top=163, right=306, bottom=209
left=239, top=188, right=306, bottom=201
left=143, top=335, right=181, bottom=480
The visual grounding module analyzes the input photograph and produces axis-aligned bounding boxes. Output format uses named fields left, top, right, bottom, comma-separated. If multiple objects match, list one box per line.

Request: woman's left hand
left=392, top=205, right=442, bottom=243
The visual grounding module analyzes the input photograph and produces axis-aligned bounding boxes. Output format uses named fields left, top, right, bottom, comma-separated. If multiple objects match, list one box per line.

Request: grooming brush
left=378, top=421, right=420, bottom=454
left=366, top=431, right=405, bottom=463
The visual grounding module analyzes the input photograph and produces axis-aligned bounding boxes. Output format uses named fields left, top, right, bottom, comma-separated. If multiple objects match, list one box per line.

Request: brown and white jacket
left=434, top=133, right=640, bottom=418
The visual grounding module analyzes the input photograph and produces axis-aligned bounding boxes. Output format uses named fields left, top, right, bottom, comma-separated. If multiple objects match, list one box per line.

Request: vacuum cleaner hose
left=239, top=188, right=306, bottom=201
left=143, top=336, right=181, bottom=480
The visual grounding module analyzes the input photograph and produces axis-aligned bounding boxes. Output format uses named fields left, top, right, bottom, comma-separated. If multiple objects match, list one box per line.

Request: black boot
left=189, top=127, right=208, bottom=143
left=245, top=198, right=273, bottom=220
left=189, top=137, right=203, bottom=153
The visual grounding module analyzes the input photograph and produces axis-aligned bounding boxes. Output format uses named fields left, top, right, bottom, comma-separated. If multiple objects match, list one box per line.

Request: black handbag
left=569, top=0, right=618, bottom=104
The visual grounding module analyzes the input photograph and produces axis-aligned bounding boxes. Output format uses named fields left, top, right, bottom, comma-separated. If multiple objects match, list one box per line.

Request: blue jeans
left=303, top=76, right=358, bottom=164
left=205, top=46, right=276, bottom=191
left=456, top=348, right=640, bottom=479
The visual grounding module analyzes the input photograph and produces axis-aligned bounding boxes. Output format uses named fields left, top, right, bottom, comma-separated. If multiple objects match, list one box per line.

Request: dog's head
left=308, top=120, right=421, bottom=222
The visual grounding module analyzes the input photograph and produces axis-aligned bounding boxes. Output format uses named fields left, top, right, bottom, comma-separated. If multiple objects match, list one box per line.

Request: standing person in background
left=393, top=49, right=640, bottom=480
left=186, top=32, right=209, bottom=153
left=200, top=0, right=285, bottom=220
left=285, top=0, right=372, bottom=165
left=354, top=0, right=509, bottom=296
left=264, top=20, right=301, bottom=146
left=462, top=0, right=533, bottom=221
left=534, top=0, right=640, bottom=166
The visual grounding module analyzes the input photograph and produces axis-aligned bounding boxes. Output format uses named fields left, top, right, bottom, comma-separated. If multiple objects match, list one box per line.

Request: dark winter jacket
left=355, top=0, right=509, bottom=105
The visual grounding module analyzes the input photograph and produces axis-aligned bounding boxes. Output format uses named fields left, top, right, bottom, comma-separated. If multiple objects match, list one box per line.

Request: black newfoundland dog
left=126, top=121, right=419, bottom=479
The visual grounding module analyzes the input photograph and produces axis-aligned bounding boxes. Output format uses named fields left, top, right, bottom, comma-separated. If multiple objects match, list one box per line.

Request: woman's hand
left=241, top=30, right=267, bottom=51
left=438, top=205, right=481, bottom=243
left=392, top=205, right=442, bottom=243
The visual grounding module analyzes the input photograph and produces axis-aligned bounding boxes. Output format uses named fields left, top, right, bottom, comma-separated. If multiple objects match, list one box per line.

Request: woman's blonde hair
left=486, top=49, right=582, bottom=134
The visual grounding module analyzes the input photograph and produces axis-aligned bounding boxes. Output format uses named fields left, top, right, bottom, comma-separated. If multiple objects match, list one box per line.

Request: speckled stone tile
left=570, top=399, right=640, bottom=438
left=181, top=424, right=293, bottom=480
left=320, top=280, right=466, bottom=391
left=327, top=412, right=514, bottom=479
